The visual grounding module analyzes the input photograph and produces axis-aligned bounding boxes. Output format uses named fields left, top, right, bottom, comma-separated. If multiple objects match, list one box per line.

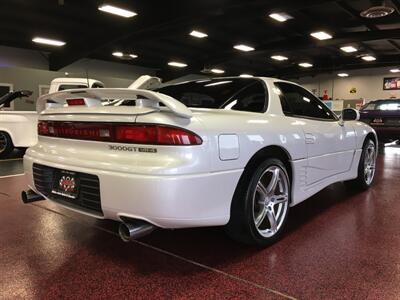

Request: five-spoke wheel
left=253, top=166, right=289, bottom=238
left=226, top=157, right=290, bottom=246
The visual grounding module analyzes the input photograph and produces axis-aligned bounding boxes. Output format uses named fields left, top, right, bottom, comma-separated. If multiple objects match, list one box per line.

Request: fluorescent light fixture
left=299, top=62, right=313, bottom=68
left=362, top=55, right=376, bottom=61
left=129, top=54, right=138, bottom=59
left=337, top=73, right=349, bottom=77
left=269, top=13, right=292, bottom=22
left=340, top=46, right=358, bottom=53
left=390, top=68, right=400, bottom=73
left=211, top=68, right=225, bottom=74
left=233, top=44, right=255, bottom=52
left=204, top=80, right=232, bottom=87
left=32, top=37, right=65, bottom=46
left=98, top=4, right=137, bottom=18
left=112, top=52, right=123, bottom=57
left=190, top=30, right=208, bottom=38
left=168, top=61, right=188, bottom=68
left=271, top=55, right=288, bottom=61
left=239, top=74, right=254, bottom=78
left=310, top=31, right=332, bottom=40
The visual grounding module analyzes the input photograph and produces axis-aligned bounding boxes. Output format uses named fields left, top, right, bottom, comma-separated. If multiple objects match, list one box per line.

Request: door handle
left=305, top=133, right=316, bottom=144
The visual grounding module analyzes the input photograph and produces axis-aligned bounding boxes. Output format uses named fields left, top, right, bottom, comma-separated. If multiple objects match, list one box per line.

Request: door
left=275, top=82, right=356, bottom=185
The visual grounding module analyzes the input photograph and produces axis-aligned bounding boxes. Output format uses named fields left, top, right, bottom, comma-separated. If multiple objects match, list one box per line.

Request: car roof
left=368, top=99, right=400, bottom=103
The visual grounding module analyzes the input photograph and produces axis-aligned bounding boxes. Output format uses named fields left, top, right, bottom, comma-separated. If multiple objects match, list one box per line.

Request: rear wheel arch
left=226, top=146, right=293, bottom=245
left=242, top=145, right=293, bottom=184
left=231, top=145, right=293, bottom=209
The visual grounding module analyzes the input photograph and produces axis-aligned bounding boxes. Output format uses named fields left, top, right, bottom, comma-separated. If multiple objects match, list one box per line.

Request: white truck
left=0, top=78, right=104, bottom=158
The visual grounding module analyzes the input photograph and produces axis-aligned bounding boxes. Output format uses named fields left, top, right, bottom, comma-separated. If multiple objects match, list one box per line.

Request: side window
left=275, top=82, right=336, bottom=120
left=91, top=82, right=104, bottom=88
left=220, top=82, right=267, bottom=113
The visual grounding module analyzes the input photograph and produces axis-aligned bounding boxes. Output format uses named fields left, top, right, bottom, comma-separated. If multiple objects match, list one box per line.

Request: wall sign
left=383, top=77, right=400, bottom=90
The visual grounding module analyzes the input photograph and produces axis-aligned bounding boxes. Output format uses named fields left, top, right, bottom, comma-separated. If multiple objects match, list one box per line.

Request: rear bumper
left=24, top=152, right=242, bottom=229
left=371, top=126, right=400, bottom=142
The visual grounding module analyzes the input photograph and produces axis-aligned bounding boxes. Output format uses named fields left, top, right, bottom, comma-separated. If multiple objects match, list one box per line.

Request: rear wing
left=36, top=88, right=192, bottom=119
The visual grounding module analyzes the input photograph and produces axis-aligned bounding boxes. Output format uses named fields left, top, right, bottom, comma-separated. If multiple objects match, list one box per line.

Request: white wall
left=297, top=67, right=400, bottom=102
left=0, top=45, right=157, bottom=110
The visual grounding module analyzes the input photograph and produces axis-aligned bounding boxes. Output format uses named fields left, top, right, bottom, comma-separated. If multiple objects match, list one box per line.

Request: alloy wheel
left=252, top=165, right=289, bottom=238
left=364, top=141, right=376, bottom=185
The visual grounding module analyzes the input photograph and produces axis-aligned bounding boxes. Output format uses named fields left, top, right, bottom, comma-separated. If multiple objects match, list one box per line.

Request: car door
left=275, top=82, right=356, bottom=186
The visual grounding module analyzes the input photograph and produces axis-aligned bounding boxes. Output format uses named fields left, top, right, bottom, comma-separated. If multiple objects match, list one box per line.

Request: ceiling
left=0, top=0, right=399, bottom=80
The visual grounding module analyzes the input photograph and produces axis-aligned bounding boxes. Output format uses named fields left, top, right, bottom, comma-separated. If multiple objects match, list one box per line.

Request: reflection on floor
left=1, top=146, right=400, bottom=299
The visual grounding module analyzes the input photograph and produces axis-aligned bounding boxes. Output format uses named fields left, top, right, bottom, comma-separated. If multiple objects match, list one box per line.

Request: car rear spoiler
left=36, top=88, right=193, bottom=119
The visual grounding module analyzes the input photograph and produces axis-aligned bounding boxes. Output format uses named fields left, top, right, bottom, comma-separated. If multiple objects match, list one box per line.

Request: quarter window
left=275, top=82, right=336, bottom=120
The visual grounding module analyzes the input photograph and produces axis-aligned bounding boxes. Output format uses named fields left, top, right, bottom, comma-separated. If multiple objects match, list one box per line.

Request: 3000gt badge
left=108, top=145, right=157, bottom=153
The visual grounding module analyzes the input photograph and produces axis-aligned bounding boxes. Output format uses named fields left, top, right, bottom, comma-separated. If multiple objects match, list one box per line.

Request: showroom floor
left=1, top=147, right=400, bottom=299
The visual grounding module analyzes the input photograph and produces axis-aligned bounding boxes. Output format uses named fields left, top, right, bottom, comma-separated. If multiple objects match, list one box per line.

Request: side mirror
left=341, top=108, right=360, bottom=122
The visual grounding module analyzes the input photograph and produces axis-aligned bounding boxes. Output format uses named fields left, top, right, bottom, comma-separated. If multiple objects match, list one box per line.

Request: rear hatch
left=34, top=88, right=209, bottom=175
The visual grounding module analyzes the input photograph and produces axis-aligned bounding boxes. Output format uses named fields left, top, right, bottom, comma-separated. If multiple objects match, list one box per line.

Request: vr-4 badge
left=108, top=145, right=157, bottom=153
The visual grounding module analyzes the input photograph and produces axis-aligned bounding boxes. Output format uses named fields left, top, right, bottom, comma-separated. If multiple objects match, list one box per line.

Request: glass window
left=58, top=84, right=88, bottom=91
left=274, top=82, right=336, bottom=120
left=91, top=82, right=104, bottom=88
left=154, top=79, right=268, bottom=113
left=361, top=103, right=376, bottom=110
left=377, top=100, right=400, bottom=111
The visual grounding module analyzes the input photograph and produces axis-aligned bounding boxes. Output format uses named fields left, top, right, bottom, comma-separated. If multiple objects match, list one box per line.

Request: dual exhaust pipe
left=21, top=189, right=155, bottom=241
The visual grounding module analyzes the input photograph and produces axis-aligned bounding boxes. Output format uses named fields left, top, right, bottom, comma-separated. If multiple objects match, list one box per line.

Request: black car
left=359, top=99, right=400, bottom=145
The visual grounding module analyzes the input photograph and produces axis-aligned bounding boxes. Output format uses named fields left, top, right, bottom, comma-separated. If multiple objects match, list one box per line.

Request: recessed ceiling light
left=310, top=31, right=333, bottom=40
left=390, top=68, right=400, bottom=73
left=168, top=61, right=188, bottom=68
left=211, top=68, right=225, bottom=74
left=189, top=30, right=208, bottom=38
left=239, top=74, right=254, bottom=78
left=271, top=55, right=288, bottom=61
left=340, top=46, right=358, bottom=53
left=269, top=13, right=292, bottom=22
left=362, top=55, right=376, bottom=61
left=337, top=73, right=349, bottom=77
left=298, top=62, right=313, bottom=68
left=129, top=54, right=138, bottom=59
left=32, top=37, right=66, bottom=46
left=233, top=44, right=255, bottom=52
left=98, top=4, right=137, bottom=18
left=112, top=52, right=123, bottom=57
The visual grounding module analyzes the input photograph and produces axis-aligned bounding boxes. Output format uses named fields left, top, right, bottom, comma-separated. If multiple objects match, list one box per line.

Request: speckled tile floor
left=1, top=146, right=400, bottom=299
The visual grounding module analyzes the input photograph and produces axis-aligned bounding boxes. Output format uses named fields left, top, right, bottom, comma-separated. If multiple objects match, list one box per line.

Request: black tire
left=225, top=158, right=290, bottom=246
left=0, top=131, right=14, bottom=159
left=346, top=138, right=376, bottom=190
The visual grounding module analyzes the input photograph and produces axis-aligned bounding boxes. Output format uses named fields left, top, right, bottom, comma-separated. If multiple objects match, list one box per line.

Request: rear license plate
left=51, top=170, right=79, bottom=199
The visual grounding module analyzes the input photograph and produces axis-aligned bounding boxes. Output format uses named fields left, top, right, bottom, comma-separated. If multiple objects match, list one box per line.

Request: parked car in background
left=0, top=90, right=35, bottom=158
left=0, top=78, right=104, bottom=158
left=22, top=77, right=378, bottom=246
left=359, top=99, right=400, bottom=146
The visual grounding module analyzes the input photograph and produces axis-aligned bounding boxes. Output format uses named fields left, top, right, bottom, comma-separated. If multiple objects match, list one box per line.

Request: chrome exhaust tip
left=118, top=219, right=156, bottom=242
left=21, top=189, right=44, bottom=204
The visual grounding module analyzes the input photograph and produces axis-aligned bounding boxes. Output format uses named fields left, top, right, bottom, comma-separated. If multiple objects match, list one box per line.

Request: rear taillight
left=38, top=121, right=202, bottom=145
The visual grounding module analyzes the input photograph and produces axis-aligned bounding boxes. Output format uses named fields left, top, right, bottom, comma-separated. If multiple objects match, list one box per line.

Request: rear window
left=58, top=84, right=88, bottom=91
left=362, top=100, right=400, bottom=111
left=154, top=78, right=268, bottom=113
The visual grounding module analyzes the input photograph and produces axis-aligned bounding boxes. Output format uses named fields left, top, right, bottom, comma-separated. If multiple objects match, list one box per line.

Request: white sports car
left=22, top=77, right=377, bottom=246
